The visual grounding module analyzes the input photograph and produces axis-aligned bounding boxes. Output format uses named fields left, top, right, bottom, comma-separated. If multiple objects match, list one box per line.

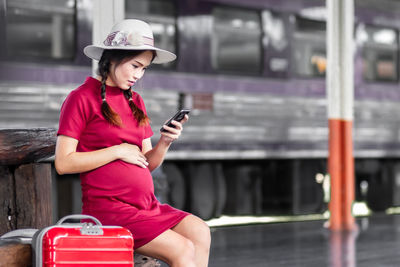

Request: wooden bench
left=0, top=128, right=54, bottom=267
left=0, top=128, right=55, bottom=236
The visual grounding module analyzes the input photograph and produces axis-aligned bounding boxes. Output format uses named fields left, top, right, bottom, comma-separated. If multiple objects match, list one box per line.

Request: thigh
left=135, top=228, right=194, bottom=265
left=172, top=215, right=211, bottom=246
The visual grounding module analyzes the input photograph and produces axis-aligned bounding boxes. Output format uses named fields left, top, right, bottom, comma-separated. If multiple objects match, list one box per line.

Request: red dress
left=57, top=77, right=189, bottom=248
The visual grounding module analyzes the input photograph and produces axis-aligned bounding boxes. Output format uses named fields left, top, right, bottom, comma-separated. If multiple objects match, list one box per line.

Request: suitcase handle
left=56, top=214, right=102, bottom=226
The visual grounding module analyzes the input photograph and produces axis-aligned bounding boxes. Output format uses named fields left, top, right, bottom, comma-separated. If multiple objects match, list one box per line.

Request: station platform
left=206, top=213, right=400, bottom=267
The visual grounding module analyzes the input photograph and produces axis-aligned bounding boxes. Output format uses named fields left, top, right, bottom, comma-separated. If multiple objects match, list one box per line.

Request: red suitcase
left=32, top=214, right=134, bottom=267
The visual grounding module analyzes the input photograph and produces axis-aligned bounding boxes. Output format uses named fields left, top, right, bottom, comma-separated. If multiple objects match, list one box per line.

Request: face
left=107, top=50, right=153, bottom=90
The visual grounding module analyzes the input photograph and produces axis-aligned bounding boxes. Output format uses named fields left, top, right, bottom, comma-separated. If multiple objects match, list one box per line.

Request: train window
left=211, top=7, right=262, bottom=74
left=125, top=0, right=176, bottom=69
left=293, top=17, right=326, bottom=77
left=359, top=25, right=399, bottom=82
left=5, top=0, right=75, bottom=61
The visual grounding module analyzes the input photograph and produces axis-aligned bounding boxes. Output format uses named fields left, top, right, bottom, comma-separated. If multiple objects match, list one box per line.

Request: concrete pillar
left=92, top=0, right=125, bottom=75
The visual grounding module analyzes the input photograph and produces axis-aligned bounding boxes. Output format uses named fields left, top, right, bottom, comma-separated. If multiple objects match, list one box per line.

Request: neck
left=96, top=76, right=116, bottom=87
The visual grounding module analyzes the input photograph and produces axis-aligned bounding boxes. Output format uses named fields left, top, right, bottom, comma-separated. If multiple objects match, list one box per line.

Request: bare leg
left=171, top=215, right=211, bottom=267
left=135, top=229, right=196, bottom=267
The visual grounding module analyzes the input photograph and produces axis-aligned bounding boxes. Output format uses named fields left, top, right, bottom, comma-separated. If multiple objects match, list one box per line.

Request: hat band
left=103, top=31, right=154, bottom=47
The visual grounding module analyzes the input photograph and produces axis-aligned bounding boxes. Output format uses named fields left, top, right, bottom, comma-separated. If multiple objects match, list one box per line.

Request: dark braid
left=123, top=89, right=150, bottom=126
left=98, top=55, right=122, bottom=126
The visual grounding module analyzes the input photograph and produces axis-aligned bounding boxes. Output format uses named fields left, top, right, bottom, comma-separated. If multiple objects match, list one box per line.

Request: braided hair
left=97, top=49, right=152, bottom=126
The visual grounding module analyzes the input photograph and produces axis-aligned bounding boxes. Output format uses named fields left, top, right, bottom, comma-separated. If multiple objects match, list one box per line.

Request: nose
left=133, top=70, right=144, bottom=80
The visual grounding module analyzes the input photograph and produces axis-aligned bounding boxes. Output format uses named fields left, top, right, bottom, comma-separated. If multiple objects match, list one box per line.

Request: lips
left=128, top=80, right=135, bottom=86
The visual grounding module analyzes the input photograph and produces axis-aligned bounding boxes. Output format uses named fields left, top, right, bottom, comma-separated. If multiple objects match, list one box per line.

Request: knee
left=195, top=221, right=211, bottom=251
left=174, top=239, right=196, bottom=266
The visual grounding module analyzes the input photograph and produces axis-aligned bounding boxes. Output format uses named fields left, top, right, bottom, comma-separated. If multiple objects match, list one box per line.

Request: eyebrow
left=133, top=60, right=149, bottom=67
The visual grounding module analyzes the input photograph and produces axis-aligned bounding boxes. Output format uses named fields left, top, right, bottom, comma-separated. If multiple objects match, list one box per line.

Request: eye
left=132, top=64, right=139, bottom=69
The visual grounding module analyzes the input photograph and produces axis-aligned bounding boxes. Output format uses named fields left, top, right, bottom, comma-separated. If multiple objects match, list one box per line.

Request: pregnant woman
left=55, top=19, right=210, bottom=267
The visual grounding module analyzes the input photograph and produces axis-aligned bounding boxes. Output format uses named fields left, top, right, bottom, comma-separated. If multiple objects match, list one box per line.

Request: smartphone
left=160, top=109, right=190, bottom=132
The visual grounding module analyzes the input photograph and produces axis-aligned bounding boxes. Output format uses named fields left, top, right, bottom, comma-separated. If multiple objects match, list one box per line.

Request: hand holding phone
left=160, top=109, right=190, bottom=132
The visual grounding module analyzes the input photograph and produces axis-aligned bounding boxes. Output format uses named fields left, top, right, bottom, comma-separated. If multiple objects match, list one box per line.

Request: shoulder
left=75, top=77, right=100, bottom=97
left=132, top=91, right=143, bottom=100
left=65, top=78, right=100, bottom=104
left=132, top=91, right=145, bottom=106
left=60, top=78, right=101, bottom=117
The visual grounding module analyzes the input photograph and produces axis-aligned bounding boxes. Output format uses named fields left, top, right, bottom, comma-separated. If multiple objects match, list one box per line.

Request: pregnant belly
left=81, top=160, right=154, bottom=207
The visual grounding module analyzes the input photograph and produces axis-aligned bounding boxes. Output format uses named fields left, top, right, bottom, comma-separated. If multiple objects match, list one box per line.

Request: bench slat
left=0, top=241, right=32, bottom=267
left=0, top=128, right=56, bottom=165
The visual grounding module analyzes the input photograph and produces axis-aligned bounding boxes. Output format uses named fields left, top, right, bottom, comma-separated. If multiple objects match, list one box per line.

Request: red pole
left=342, top=120, right=355, bottom=230
left=328, top=120, right=355, bottom=230
left=328, top=119, right=343, bottom=230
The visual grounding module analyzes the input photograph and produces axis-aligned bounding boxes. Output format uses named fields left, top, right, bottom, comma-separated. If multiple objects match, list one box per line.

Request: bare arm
left=142, top=137, right=170, bottom=172
left=55, top=135, right=148, bottom=175
left=143, top=115, right=188, bottom=172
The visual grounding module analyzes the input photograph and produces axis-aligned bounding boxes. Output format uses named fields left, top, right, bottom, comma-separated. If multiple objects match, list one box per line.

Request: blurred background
left=1, top=0, right=400, bottom=224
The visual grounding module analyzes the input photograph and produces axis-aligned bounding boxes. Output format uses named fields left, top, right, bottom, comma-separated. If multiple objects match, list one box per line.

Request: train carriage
left=1, top=0, right=400, bottom=219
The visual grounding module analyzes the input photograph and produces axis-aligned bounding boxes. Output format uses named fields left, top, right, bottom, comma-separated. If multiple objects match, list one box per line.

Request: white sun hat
left=83, top=19, right=176, bottom=64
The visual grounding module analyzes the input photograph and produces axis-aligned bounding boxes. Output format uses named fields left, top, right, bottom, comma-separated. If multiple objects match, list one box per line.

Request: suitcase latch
left=80, top=223, right=104, bottom=235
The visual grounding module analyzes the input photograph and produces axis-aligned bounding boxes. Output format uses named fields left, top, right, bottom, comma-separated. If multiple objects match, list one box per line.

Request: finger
left=128, top=153, right=146, bottom=163
left=138, top=153, right=147, bottom=161
left=140, top=157, right=149, bottom=166
left=170, top=120, right=183, bottom=130
left=135, top=158, right=148, bottom=168
left=135, top=153, right=148, bottom=164
left=180, top=114, right=189, bottom=124
left=160, top=131, right=179, bottom=141
left=161, top=124, right=181, bottom=134
left=136, top=161, right=148, bottom=168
